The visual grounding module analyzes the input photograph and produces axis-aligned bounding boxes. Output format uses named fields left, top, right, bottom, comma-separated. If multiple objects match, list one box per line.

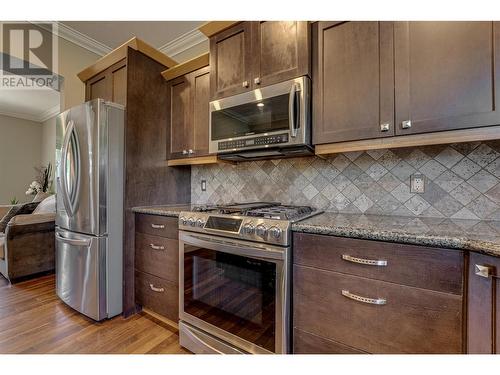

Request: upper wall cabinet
left=209, top=21, right=311, bottom=100
left=394, top=22, right=500, bottom=135
left=313, top=22, right=395, bottom=144
left=86, top=59, right=128, bottom=106
left=165, top=62, right=211, bottom=160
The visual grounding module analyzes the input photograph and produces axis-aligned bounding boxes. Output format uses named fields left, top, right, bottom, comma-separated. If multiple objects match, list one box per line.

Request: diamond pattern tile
left=191, top=142, right=500, bottom=219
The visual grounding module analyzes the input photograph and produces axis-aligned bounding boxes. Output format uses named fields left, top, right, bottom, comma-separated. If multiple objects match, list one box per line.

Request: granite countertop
left=293, top=212, right=500, bottom=257
left=132, top=204, right=191, bottom=217
left=131, top=205, right=500, bottom=257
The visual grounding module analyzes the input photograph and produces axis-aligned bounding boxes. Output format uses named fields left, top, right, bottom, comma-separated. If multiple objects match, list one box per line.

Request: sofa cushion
left=0, top=234, right=5, bottom=260
left=32, top=195, right=55, bottom=214
left=0, top=202, right=39, bottom=233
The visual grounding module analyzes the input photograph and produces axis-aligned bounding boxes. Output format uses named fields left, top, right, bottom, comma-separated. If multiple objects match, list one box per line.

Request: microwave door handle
left=288, top=83, right=299, bottom=138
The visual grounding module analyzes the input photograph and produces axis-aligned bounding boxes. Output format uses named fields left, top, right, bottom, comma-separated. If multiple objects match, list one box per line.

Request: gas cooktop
left=180, top=202, right=323, bottom=246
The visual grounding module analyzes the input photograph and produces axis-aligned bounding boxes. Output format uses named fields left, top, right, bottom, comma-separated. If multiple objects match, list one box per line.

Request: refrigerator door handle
left=56, top=233, right=91, bottom=247
left=60, top=120, right=80, bottom=217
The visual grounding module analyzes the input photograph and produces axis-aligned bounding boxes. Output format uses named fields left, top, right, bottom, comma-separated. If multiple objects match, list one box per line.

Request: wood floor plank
left=0, top=275, right=190, bottom=354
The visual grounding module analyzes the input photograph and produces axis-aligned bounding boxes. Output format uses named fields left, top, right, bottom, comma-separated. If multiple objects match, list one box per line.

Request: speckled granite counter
left=293, top=212, right=500, bottom=257
left=132, top=204, right=191, bottom=217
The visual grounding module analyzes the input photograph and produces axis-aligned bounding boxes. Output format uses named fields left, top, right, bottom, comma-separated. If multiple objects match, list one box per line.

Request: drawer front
left=294, top=328, right=366, bottom=354
left=293, top=265, right=463, bottom=354
left=135, top=213, right=178, bottom=239
left=135, top=232, right=179, bottom=283
left=293, top=233, right=464, bottom=294
left=135, top=270, right=178, bottom=321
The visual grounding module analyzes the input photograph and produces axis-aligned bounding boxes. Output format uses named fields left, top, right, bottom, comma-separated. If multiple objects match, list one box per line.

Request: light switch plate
left=201, top=179, right=206, bottom=192
left=410, top=173, right=425, bottom=193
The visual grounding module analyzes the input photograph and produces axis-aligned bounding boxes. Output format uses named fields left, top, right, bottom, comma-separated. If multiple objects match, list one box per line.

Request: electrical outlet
left=410, top=173, right=425, bottom=193
left=201, top=179, right=207, bottom=192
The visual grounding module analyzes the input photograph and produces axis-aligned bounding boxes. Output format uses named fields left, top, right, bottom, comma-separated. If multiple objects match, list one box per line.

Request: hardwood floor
left=0, top=274, right=189, bottom=354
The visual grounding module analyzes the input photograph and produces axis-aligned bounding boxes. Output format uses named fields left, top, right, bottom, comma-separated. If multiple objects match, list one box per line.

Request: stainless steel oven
left=179, top=230, right=290, bottom=354
left=209, top=76, right=312, bottom=160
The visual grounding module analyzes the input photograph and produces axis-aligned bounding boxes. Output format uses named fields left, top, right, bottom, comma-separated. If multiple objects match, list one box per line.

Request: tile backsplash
left=191, top=141, right=500, bottom=219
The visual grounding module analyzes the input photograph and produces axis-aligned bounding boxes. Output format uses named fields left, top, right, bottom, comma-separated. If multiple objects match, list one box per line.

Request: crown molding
left=0, top=104, right=60, bottom=123
left=54, top=22, right=113, bottom=56
left=159, top=28, right=207, bottom=58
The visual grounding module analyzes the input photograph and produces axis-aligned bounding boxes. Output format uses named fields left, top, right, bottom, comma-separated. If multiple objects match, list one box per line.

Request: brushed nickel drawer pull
left=342, top=254, right=387, bottom=266
left=149, top=284, right=164, bottom=293
left=475, top=264, right=499, bottom=279
left=150, top=243, right=165, bottom=251
left=342, top=290, right=386, bottom=305
left=151, top=223, right=165, bottom=229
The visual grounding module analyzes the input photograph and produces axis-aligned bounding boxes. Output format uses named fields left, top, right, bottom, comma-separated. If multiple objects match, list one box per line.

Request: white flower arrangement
left=26, top=181, right=42, bottom=196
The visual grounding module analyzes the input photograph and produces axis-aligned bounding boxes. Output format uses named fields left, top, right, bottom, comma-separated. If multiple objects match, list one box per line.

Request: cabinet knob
left=254, top=77, right=261, bottom=85
left=242, top=81, right=249, bottom=88
left=380, top=123, right=390, bottom=132
left=182, top=150, right=188, bottom=155
left=475, top=264, right=493, bottom=278
left=401, top=120, right=412, bottom=129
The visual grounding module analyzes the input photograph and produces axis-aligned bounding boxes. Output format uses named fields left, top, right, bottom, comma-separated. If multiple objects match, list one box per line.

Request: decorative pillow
left=33, top=195, right=56, bottom=214
left=0, top=201, right=39, bottom=233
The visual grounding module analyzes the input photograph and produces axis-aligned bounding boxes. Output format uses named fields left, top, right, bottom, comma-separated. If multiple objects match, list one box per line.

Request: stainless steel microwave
left=209, top=76, right=312, bottom=161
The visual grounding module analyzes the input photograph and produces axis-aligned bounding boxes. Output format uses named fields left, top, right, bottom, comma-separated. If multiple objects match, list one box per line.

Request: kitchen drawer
left=293, top=233, right=464, bottom=294
left=135, top=232, right=179, bottom=283
left=135, top=270, right=178, bottom=321
left=135, top=213, right=178, bottom=239
left=293, top=264, right=463, bottom=353
left=293, top=328, right=366, bottom=354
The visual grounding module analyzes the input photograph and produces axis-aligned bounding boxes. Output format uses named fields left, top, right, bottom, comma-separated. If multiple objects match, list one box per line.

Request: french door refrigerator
left=55, top=99, right=124, bottom=321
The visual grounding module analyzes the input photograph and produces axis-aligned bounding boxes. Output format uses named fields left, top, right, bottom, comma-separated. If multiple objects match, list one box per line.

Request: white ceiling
left=61, top=21, right=205, bottom=51
left=0, top=83, right=60, bottom=123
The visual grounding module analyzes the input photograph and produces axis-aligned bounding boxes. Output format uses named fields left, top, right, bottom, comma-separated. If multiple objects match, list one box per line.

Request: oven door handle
left=180, top=232, right=286, bottom=262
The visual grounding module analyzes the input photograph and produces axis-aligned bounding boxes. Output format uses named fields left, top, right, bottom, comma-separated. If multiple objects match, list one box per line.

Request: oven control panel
left=218, top=133, right=289, bottom=151
left=178, top=212, right=291, bottom=246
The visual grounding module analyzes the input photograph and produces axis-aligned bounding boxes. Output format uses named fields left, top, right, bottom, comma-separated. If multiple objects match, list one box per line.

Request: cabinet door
left=209, top=22, right=252, bottom=100
left=85, top=58, right=127, bottom=106
left=251, top=21, right=310, bottom=87
left=168, top=75, right=191, bottom=159
left=395, top=22, right=500, bottom=135
left=86, top=71, right=110, bottom=102
left=110, top=61, right=127, bottom=106
left=190, top=66, right=211, bottom=156
left=313, top=22, right=395, bottom=145
left=468, top=252, right=500, bottom=354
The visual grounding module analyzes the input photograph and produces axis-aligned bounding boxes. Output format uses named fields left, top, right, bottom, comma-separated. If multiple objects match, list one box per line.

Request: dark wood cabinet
left=167, top=65, right=210, bottom=160
left=313, top=21, right=394, bottom=144
left=135, top=214, right=180, bottom=322
left=209, top=21, right=311, bottom=100
left=85, top=59, right=127, bottom=106
left=467, top=252, right=500, bottom=354
left=293, top=232, right=465, bottom=354
left=395, top=21, right=500, bottom=135
left=82, top=44, right=190, bottom=316
left=210, top=22, right=252, bottom=100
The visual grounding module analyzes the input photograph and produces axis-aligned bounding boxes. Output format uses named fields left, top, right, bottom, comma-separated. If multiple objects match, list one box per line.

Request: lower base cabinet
left=292, top=233, right=465, bottom=354
left=134, top=213, right=179, bottom=323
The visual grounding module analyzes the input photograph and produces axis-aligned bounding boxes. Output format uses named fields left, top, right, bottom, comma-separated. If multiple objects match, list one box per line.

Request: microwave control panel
left=218, top=133, right=289, bottom=151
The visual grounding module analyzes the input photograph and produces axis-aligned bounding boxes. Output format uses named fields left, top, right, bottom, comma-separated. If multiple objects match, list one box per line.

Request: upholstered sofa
left=0, top=197, right=56, bottom=283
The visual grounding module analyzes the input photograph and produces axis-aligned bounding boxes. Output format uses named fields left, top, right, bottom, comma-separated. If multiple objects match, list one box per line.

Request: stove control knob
left=243, top=223, right=255, bottom=235
left=269, top=226, right=281, bottom=239
left=255, top=224, right=267, bottom=237
left=196, top=218, right=205, bottom=228
left=187, top=217, right=196, bottom=227
left=180, top=216, right=187, bottom=225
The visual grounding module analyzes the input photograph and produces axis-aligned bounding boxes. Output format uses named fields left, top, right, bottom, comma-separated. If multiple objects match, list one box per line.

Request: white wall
left=0, top=114, right=43, bottom=204
left=41, top=115, right=57, bottom=170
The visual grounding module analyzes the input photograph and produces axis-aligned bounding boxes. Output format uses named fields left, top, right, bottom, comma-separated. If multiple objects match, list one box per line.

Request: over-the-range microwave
left=209, top=76, right=312, bottom=161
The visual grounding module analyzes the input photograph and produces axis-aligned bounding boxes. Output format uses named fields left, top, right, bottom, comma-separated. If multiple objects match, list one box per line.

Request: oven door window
left=211, top=94, right=289, bottom=140
left=184, top=248, right=276, bottom=352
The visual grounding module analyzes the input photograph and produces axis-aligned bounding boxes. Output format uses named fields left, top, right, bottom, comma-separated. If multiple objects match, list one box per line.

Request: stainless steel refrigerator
left=55, top=99, right=124, bottom=321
